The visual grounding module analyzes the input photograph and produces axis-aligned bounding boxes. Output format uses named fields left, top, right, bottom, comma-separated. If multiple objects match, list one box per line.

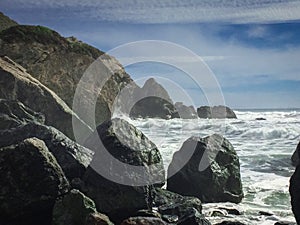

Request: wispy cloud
left=2, top=0, right=300, bottom=24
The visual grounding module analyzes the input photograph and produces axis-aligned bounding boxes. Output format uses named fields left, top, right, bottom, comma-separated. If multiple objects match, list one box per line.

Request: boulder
left=52, top=189, right=113, bottom=225
left=291, top=141, right=300, bottom=166
left=85, top=212, right=114, bottom=225
left=177, top=208, right=211, bottom=225
left=289, top=151, right=300, bottom=224
left=121, top=217, right=167, bottom=225
left=175, top=102, right=198, bottom=119
left=0, top=25, right=135, bottom=126
left=0, top=138, right=69, bottom=225
left=0, top=56, right=92, bottom=140
left=82, top=118, right=165, bottom=222
left=0, top=122, right=93, bottom=181
left=0, top=99, right=45, bottom=130
left=167, top=134, right=243, bottom=203
left=129, top=78, right=178, bottom=119
left=215, top=222, right=246, bottom=225
left=197, top=106, right=237, bottom=119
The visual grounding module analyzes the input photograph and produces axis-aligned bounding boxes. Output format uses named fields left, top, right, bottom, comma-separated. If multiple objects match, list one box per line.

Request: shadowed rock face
left=167, top=134, right=243, bottom=203
left=175, top=102, right=198, bottom=119
left=197, top=106, right=237, bottom=119
left=0, top=12, right=18, bottom=32
left=290, top=143, right=300, bottom=224
left=291, top=141, right=300, bottom=166
left=0, top=56, right=92, bottom=140
left=82, top=118, right=165, bottom=221
left=0, top=25, right=134, bottom=126
left=0, top=138, right=69, bottom=225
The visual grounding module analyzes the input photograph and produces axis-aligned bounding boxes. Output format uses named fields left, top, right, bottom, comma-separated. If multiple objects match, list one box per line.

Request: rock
left=167, top=134, right=243, bottom=203
left=0, top=122, right=93, bottom=181
left=129, top=78, right=178, bottom=119
left=289, top=158, right=300, bottom=224
left=121, top=217, right=167, bottom=225
left=85, top=212, right=114, bottom=225
left=255, top=117, right=266, bottom=121
left=0, top=12, right=18, bottom=31
left=0, top=25, right=134, bottom=126
left=177, top=208, right=211, bottom=225
left=259, top=211, right=274, bottom=216
left=0, top=138, right=69, bottom=225
left=52, top=189, right=113, bottom=225
left=175, top=102, right=198, bottom=119
left=215, top=221, right=246, bottom=225
left=0, top=99, right=45, bottom=130
left=82, top=118, right=165, bottom=222
left=291, top=141, right=300, bottom=166
left=0, top=56, right=92, bottom=140
left=197, top=106, right=237, bottom=119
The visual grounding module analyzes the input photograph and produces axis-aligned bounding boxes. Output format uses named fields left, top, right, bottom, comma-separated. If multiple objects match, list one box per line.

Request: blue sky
left=1, top=0, right=300, bottom=109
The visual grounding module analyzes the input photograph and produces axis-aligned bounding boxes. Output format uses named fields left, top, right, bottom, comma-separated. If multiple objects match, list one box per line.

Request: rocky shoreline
left=0, top=12, right=299, bottom=225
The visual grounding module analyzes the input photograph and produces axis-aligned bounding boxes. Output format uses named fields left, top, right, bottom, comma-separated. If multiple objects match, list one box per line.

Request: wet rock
left=255, top=117, right=267, bottom=121
left=215, top=221, right=246, bottom=225
left=0, top=99, right=44, bottom=130
left=197, top=106, right=237, bottom=119
left=53, top=189, right=113, bottom=225
left=121, top=217, right=167, bottom=225
left=167, top=134, right=243, bottom=203
left=82, top=118, right=165, bottom=222
left=175, top=102, right=198, bottom=119
left=177, top=208, right=211, bottom=225
left=0, top=123, right=93, bottom=181
left=289, top=157, right=300, bottom=224
left=85, top=212, right=114, bottom=225
left=291, top=141, right=300, bottom=166
left=0, top=56, right=92, bottom=140
left=0, top=138, right=69, bottom=225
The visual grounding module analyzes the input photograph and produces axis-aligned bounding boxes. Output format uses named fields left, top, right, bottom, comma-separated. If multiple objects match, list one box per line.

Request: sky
left=1, top=0, right=300, bottom=109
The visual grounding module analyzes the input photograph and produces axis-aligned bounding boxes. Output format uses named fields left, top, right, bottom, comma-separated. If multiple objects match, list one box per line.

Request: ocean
left=128, top=109, right=300, bottom=225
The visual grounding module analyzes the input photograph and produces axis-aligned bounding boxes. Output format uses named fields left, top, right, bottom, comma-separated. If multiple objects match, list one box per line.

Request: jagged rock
left=82, top=118, right=165, bottom=222
left=0, top=56, right=92, bottom=140
left=0, top=12, right=18, bottom=31
left=291, top=141, right=300, bottom=166
left=197, top=106, right=237, bottom=119
left=0, top=122, right=93, bottom=181
left=121, top=217, right=167, bottom=225
left=0, top=138, right=69, bottom=225
left=53, top=189, right=113, bottom=225
left=85, top=212, right=114, bottom=225
left=0, top=99, right=45, bottom=130
left=154, top=188, right=202, bottom=215
left=0, top=25, right=135, bottom=126
left=167, top=134, right=243, bottom=203
left=215, top=221, right=246, bottom=225
left=177, top=208, right=211, bottom=225
left=255, top=117, right=266, bottom=121
left=129, top=78, right=178, bottom=119
left=175, top=102, right=198, bottom=119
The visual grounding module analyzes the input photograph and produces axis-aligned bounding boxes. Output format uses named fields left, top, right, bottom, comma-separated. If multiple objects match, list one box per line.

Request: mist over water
left=128, top=109, right=300, bottom=224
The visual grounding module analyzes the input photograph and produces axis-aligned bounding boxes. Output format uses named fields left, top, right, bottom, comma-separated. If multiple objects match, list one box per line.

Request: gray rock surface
left=167, top=134, right=243, bottom=203
left=0, top=138, right=69, bottom=225
left=175, top=102, right=198, bottom=119
left=0, top=56, right=92, bottom=140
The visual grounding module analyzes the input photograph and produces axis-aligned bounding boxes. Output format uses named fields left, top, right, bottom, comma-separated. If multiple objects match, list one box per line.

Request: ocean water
left=128, top=109, right=300, bottom=225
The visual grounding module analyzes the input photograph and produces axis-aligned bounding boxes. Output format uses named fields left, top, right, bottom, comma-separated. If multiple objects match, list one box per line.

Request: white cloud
left=4, top=0, right=300, bottom=24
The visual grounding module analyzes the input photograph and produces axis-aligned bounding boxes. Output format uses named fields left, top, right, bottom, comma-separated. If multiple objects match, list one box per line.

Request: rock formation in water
left=129, top=78, right=178, bottom=119
left=291, top=141, right=300, bottom=166
left=290, top=142, right=300, bottom=224
left=197, top=106, right=237, bottom=119
left=167, top=134, right=243, bottom=203
left=175, top=102, right=198, bottom=119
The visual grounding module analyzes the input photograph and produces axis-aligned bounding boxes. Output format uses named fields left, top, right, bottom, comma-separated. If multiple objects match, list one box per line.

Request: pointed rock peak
left=142, top=78, right=173, bottom=103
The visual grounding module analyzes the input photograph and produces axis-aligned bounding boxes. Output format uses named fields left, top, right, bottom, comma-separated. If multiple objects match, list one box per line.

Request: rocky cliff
left=0, top=25, right=134, bottom=126
left=0, top=12, right=18, bottom=31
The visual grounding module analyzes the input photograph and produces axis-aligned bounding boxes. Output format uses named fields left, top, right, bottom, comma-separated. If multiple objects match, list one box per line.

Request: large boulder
left=167, top=134, right=243, bottom=203
left=175, top=102, right=198, bottom=119
left=0, top=122, right=93, bottom=181
left=0, top=56, right=92, bottom=140
left=197, top=106, right=237, bottom=119
left=52, top=189, right=114, bottom=225
left=0, top=138, right=69, bottom=225
left=129, top=78, right=178, bottom=119
left=0, top=25, right=135, bottom=126
left=0, top=99, right=45, bottom=130
left=82, top=118, right=165, bottom=222
left=290, top=146, right=300, bottom=224
left=291, top=141, right=300, bottom=166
